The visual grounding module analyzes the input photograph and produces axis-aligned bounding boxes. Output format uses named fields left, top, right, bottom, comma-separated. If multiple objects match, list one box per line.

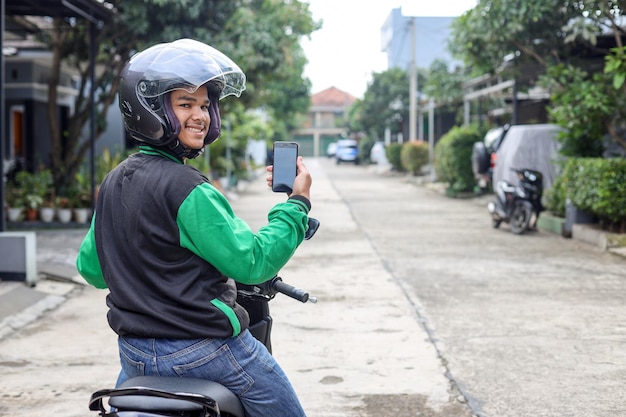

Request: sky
left=301, top=0, right=478, bottom=98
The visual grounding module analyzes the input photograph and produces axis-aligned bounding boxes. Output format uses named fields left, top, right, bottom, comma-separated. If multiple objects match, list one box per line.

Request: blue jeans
left=116, top=330, right=306, bottom=417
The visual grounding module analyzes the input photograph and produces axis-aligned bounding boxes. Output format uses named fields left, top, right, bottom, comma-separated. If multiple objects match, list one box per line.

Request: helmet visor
left=129, top=39, right=246, bottom=100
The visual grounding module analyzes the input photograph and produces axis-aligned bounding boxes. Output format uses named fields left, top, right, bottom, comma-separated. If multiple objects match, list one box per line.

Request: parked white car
left=370, top=141, right=387, bottom=164
left=326, top=142, right=337, bottom=158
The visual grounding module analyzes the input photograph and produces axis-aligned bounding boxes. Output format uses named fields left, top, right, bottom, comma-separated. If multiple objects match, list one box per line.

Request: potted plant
left=55, top=196, right=73, bottom=223
left=72, top=172, right=93, bottom=224
left=16, top=170, right=52, bottom=221
left=39, top=202, right=56, bottom=223
left=39, top=185, right=57, bottom=223
left=23, top=195, right=43, bottom=221
left=4, top=181, right=25, bottom=222
left=72, top=196, right=92, bottom=223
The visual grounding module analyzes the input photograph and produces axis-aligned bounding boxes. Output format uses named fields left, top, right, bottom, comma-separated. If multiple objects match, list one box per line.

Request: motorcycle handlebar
left=271, top=277, right=317, bottom=304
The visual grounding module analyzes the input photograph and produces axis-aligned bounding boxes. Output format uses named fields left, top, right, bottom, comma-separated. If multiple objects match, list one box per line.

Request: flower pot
left=56, top=208, right=73, bottom=224
left=73, top=208, right=92, bottom=224
left=25, top=208, right=38, bottom=221
left=7, top=207, right=24, bottom=222
left=40, top=207, right=55, bottom=223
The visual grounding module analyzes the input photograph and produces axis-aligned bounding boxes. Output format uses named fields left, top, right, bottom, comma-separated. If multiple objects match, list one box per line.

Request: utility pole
left=428, top=99, right=435, bottom=181
left=409, top=17, right=417, bottom=142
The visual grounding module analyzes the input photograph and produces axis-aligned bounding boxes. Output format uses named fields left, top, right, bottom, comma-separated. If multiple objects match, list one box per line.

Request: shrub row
left=401, top=141, right=429, bottom=175
left=546, top=158, right=626, bottom=230
left=386, top=143, right=403, bottom=171
left=385, top=141, right=430, bottom=175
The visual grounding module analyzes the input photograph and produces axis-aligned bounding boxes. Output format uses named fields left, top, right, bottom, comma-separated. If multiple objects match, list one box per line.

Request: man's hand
left=266, top=156, right=312, bottom=200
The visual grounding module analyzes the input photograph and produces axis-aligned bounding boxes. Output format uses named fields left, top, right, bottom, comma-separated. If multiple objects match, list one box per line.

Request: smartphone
left=272, top=141, right=298, bottom=193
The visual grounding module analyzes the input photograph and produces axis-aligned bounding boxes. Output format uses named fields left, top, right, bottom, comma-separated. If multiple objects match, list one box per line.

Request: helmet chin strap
left=185, top=146, right=205, bottom=159
left=166, top=140, right=204, bottom=160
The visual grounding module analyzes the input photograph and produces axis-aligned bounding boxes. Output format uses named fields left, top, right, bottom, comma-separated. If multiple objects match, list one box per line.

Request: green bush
left=359, top=137, right=376, bottom=164
left=96, top=148, right=131, bottom=184
left=386, top=143, right=404, bottom=172
left=401, top=141, right=429, bottom=175
left=562, top=159, right=600, bottom=213
left=544, top=172, right=567, bottom=217
left=434, top=125, right=481, bottom=195
left=562, top=157, right=626, bottom=230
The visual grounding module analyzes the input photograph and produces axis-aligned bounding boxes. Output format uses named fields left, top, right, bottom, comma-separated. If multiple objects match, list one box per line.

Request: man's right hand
left=290, top=156, right=312, bottom=201
left=266, top=156, right=312, bottom=200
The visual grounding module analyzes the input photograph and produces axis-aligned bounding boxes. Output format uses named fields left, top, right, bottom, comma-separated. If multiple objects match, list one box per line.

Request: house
left=1, top=1, right=115, bottom=172
left=3, top=53, right=78, bottom=171
left=1, top=0, right=115, bottom=231
left=291, top=86, right=357, bottom=157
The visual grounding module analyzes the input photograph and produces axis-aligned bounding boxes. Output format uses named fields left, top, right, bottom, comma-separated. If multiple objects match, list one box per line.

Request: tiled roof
left=311, top=87, right=357, bottom=107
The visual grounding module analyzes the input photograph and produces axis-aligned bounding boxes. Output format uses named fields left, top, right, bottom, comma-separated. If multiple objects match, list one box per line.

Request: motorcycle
left=487, top=169, right=543, bottom=235
left=88, top=219, right=320, bottom=417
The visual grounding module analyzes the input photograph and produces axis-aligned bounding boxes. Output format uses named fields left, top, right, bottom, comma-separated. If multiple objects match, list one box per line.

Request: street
left=318, top=158, right=626, bottom=417
left=0, top=157, right=624, bottom=417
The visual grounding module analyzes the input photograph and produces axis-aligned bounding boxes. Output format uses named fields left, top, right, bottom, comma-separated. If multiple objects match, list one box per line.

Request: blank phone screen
left=272, top=142, right=298, bottom=193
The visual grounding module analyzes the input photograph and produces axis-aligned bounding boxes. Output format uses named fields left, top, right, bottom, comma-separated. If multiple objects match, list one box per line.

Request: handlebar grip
left=272, top=278, right=310, bottom=303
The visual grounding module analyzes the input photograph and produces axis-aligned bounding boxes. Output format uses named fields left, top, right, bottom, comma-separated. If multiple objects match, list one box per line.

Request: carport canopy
left=5, top=0, right=114, bottom=18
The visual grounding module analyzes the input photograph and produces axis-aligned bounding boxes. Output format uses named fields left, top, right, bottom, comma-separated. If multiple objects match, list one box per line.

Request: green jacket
left=76, top=146, right=310, bottom=339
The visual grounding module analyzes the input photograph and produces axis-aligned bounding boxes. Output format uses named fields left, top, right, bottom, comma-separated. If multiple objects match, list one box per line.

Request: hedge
left=434, top=125, right=482, bottom=195
left=401, top=141, right=429, bottom=175
left=546, top=158, right=626, bottom=231
left=386, top=143, right=404, bottom=172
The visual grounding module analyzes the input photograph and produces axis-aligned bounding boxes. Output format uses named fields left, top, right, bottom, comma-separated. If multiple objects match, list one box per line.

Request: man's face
left=169, top=86, right=211, bottom=150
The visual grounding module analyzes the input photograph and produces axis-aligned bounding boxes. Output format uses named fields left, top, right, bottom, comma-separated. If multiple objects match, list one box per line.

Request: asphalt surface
left=0, top=157, right=624, bottom=417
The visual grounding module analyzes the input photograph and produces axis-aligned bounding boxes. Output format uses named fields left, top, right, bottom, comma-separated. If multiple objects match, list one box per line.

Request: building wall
left=381, top=8, right=458, bottom=71
left=4, top=58, right=77, bottom=170
left=4, top=55, right=126, bottom=177
left=380, top=8, right=461, bottom=143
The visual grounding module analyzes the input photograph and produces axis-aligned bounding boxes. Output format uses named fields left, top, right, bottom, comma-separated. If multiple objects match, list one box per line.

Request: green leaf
left=613, top=72, right=626, bottom=90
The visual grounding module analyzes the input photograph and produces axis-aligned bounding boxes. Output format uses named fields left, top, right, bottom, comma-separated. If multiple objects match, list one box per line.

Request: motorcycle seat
left=109, top=375, right=245, bottom=416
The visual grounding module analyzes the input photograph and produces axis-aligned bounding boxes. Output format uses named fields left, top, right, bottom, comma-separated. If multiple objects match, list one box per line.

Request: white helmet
left=119, top=39, right=246, bottom=156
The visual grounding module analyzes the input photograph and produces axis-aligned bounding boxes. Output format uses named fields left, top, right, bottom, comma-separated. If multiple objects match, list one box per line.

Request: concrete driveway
left=321, top=158, right=626, bottom=417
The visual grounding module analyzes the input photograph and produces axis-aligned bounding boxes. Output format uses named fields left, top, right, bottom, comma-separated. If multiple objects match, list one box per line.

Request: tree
left=449, top=0, right=580, bottom=75
left=423, top=59, right=465, bottom=107
left=422, top=59, right=467, bottom=127
left=541, top=65, right=615, bottom=157
left=451, top=0, right=626, bottom=155
left=41, top=0, right=318, bottom=194
left=349, top=68, right=418, bottom=142
left=541, top=2, right=626, bottom=156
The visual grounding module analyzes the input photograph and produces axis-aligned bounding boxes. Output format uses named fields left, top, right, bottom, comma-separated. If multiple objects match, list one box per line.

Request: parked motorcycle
left=487, top=169, right=543, bottom=234
left=88, top=219, right=320, bottom=417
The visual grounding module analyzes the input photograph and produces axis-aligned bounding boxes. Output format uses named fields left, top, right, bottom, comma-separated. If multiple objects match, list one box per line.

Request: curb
left=0, top=263, right=83, bottom=341
left=0, top=291, right=65, bottom=340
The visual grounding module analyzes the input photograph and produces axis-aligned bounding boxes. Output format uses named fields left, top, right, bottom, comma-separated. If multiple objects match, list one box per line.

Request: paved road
left=1, top=157, right=624, bottom=417
left=321, top=158, right=626, bottom=417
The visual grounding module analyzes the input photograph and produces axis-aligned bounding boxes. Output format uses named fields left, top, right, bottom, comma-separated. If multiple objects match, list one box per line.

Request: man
left=77, top=39, right=311, bottom=417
